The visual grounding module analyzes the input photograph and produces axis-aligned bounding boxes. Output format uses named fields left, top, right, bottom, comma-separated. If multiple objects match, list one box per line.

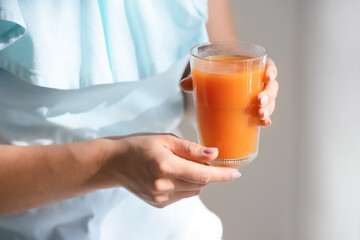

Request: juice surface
left=192, top=55, right=265, bottom=163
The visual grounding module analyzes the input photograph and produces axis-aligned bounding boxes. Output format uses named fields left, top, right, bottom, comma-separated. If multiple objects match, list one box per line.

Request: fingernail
left=203, top=147, right=218, bottom=154
left=231, top=172, right=241, bottom=180
left=269, top=72, right=275, bottom=82
left=262, top=109, right=269, bottom=119
left=260, top=95, right=269, bottom=105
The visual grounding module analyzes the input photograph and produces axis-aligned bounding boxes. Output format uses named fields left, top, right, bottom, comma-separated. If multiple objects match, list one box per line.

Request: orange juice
left=192, top=55, right=265, bottom=166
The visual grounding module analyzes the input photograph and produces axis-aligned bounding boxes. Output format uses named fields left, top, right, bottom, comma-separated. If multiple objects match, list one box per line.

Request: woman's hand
left=0, top=133, right=239, bottom=214
left=257, top=58, right=279, bottom=126
left=97, top=134, right=241, bottom=208
left=180, top=58, right=279, bottom=127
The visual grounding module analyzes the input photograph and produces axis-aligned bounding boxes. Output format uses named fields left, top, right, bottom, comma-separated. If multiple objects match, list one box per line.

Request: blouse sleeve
left=0, top=0, right=26, bottom=50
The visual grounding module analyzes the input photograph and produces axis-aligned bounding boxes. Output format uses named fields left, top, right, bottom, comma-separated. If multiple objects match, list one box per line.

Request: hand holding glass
left=190, top=41, right=267, bottom=167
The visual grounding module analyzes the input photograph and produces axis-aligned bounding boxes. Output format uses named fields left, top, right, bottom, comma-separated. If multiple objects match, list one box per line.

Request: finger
left=164, top=135, right=218, bottom=163
left=134, top=178, right=202, bottom=203
left=152, top=178, right=206, bottom=193
left=180, top=76, right=193, bottom=92
left=260, top=118, right=272, bottom=127
left=151, top=190, right=201, bottom=208
left=173, top=179, right=207, bottom=191
left=265, top=58, right=278, bottom=83
left=259, top=102, right=275, bottom=120
left=150, top=178, right=176, bottom=194
left=257, top=79, right=279, bottom=107
left=171, top=155, right=241, bottom=184
left=171, top=190, right=201, bottom=201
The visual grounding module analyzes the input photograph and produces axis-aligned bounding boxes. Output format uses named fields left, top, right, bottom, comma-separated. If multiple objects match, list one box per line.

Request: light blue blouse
left=0, top=0, right=208, bottom=89
left=0, top=0, right=222, bottom=239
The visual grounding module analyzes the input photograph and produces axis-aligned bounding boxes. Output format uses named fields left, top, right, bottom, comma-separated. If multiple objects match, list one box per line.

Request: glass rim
left=189, top=41, right=268, bottom=63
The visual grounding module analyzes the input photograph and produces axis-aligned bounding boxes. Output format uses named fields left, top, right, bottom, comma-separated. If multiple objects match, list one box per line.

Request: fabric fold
left=0, top=0, right=26, bottom=50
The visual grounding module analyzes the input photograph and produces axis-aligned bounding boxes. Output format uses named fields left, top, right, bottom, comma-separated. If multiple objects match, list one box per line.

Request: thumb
left=165, top=135, right=218, bottom=163
left=180, top=76, right=193, bottom=92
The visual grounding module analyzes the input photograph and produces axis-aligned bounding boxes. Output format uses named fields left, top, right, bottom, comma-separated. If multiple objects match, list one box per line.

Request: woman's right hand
left=96, top=134, right=241, bottom=208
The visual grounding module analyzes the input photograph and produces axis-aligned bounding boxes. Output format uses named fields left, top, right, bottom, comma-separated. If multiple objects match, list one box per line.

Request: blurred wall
left=180, top=0, right=360, bottom=239
left=294, top=0, right=360, bottom=239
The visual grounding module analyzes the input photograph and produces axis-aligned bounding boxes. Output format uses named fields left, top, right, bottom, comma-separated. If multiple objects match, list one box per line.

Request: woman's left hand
left=257, top=58, right=279, bottom=127
left=180, top=57, right=279, bottom=127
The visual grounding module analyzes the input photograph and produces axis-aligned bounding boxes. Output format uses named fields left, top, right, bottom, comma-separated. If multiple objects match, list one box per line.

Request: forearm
left=0, top=139, right=105, bottom=215
left=207, top=0, right=238, bottom=41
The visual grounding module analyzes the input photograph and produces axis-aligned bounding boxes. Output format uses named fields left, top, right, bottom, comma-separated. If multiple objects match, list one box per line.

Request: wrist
left=75, top=137, right=129, bottom=190
left=65, top=138, right=112, bottom=191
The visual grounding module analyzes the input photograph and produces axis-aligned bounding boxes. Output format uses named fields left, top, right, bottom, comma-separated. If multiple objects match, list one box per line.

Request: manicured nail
left=269, top=72, right=275, bottom=82
left=203, top=147, right=218, bottom=154
left=260, top=95, right=269, bottom=105
left=262, top=109, right=269, bottom=119
left=231, top=172, right=241, bottom=180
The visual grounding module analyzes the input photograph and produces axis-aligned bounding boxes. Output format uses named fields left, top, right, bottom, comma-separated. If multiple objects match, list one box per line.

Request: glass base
left=209, top=152, right=258, bottom=168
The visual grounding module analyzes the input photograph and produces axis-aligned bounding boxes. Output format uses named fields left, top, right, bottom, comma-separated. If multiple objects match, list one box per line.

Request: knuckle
left=153, top=179, right=163, bottom=192
left=163, top=133, right=177, bottom=141
left=150, top=159, right=169, bottom=176
left=186, top=141, right=200, bottom=154
left=153, top=179, right=172, bottom=193
left=198, top=172, right=211, bottom=184
left=166, top=184, right=175, bottom=192
left=151, top=195, right=167, bottom=205
left=157, top=161, right=169, bottom=175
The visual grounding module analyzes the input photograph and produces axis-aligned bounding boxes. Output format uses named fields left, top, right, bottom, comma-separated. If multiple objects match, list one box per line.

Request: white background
left=180, top=0, right=360, bottom=239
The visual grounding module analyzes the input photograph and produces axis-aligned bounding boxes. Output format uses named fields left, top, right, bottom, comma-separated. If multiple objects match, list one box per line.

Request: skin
left=0, top=0, right=278, bottom=215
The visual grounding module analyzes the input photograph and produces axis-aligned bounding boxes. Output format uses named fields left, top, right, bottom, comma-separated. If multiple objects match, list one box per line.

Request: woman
left=0, top=0, right=278, bottom=239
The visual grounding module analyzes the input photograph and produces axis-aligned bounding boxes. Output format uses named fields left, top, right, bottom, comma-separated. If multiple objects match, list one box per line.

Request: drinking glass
left=190, top=41, right=267, bottom=167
